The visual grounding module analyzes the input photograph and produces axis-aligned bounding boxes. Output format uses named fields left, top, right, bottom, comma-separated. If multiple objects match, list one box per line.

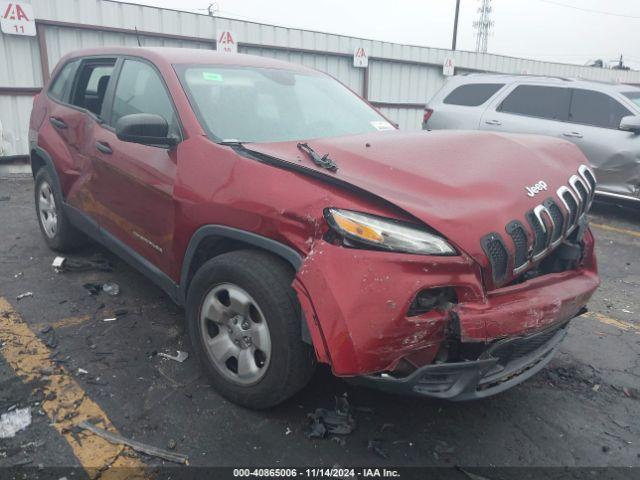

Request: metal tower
left=473, top=0, right=494, bottom=53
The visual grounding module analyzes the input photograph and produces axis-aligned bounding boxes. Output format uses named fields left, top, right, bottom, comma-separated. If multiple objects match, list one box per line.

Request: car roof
left=451, top=73, right=640, bottom=92
left=59, top=47, right=318, bottom=74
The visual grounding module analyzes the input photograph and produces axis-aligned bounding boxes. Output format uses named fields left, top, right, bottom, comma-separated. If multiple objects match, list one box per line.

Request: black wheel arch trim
left=178, top=225, right=303, bottom=303
left=30, top=145, right=64, bottom=198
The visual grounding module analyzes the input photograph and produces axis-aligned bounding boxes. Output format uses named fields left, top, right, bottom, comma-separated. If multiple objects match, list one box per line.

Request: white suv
left=424, top=74, right=640, bottom=206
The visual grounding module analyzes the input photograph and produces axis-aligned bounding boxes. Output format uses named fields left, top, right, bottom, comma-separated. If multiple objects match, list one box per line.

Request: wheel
left=34, top=168, right=85, bottom=252
left=186, top=250, right=316, bottom=409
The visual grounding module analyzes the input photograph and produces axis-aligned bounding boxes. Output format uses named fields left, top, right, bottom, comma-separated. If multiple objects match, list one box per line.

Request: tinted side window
left=443, top=83, right=504, bottom=106
left=49, top=60, right=79, bottom=102
left=570, top=89, right=631, bottom=129
left=110, top=60, right=179, bottom=137
left=70, top=59, right=116, bottom=116
left=499, top=85, right=570, bottom=121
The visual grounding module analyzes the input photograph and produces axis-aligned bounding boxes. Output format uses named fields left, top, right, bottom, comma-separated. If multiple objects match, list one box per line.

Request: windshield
left=177, top=66, right=394, bottom=143
left=623, top=91, right=640, bottom=108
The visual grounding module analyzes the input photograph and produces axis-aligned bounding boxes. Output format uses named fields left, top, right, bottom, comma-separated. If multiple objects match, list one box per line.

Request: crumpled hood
left=247, top=130, right=588, bottom=270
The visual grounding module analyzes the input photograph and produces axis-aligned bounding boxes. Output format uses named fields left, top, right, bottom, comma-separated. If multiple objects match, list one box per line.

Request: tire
left=34, top=168, right=85, bottom=252
left=186, top=250, right=316, bottom=409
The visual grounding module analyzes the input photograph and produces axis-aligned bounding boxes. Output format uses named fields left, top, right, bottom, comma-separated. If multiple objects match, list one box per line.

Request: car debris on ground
left=0, top=407, right=32, bottom=439
left=78, top=421, right=189, bottom=464
left=307, top=395, right=356, bottom=439
left=16, top=292, right=33, bottom=301
left=158, top=351, right=189, bottom=363
left=52, top=255, right=113, bottom=273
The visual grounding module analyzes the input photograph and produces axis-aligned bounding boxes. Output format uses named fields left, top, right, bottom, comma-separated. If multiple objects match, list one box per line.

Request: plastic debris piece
left=306, top=395, right=356, bottom=438
left=54, top=255, right=113, bottom=273
left=52, top=257, right=66, bottom=272
left=83, top=283, right=102, bottom=296
left=78, top=421, right=189, bottom=464
left=103, top=318, right=117, bottom=322
left=367, top=439, right=388, bottom=459
left=102, top=282, right=120, bottom=296
left=0, top=407, right=32, bottom=439
left=77, top=368, right=88, bottom=375
left=16, top=292, right=33, bottom=301
left=158, top=351, right=189, bottom=363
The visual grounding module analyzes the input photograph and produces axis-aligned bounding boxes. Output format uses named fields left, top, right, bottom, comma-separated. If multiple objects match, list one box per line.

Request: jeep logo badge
left=526, top=181, right=548, bottom=197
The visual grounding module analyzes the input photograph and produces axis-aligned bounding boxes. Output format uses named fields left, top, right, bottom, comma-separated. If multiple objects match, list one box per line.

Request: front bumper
left=348, top=319, right=572, bottom=400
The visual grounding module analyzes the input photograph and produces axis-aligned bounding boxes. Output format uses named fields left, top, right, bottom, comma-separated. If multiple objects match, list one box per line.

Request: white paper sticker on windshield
left=370, top=121, right=394, bottom=131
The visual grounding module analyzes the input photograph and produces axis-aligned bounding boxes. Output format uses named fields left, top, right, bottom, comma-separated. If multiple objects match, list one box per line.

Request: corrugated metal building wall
left=2, top=0, right=640, bottom=157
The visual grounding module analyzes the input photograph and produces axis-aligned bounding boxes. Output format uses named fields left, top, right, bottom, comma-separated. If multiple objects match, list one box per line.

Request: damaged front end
left=292, top=203, right=599, bottom=401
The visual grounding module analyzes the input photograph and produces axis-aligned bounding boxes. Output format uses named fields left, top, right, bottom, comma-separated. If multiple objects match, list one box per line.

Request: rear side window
left=623, top=91, right=640, bottom=108
left=569, top=89, right=631, bottom=129
left=70, top=59, right=116, bottom=116
left=499, top=85, right=570, bottom=121
left=110, top=59, right=179, bottom=137
left=443, top=83, right=504, bottom=106
left=48, top=60, right=79, bottom=102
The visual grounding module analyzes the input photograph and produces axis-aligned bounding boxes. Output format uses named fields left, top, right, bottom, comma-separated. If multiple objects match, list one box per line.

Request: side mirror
left=619, top=115, right=640, bottom=134
left=115, top=113, right=177, bottom=147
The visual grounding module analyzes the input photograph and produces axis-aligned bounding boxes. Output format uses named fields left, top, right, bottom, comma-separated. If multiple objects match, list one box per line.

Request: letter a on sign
left=443, top=57, right=455, bottom=76
left=353, top=47, right=368, bottom=68
left=217, top=31, right=237, bottom=54
left=1, top=2, right=36, bottom=36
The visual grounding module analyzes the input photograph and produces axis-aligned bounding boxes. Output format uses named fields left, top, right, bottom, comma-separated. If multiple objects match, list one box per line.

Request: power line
left=537, top=0, right=640, bottom=19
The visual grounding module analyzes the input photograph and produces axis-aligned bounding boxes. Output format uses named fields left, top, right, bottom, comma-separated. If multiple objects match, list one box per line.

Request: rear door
left=480, top=84, right=572, bottom=138
left=426, top=81, right=505, bottom=130
left=566, top=88, right=638, bottom=199
left=45, top=57, right=117, bottom=227
left=88, top=57, right=180, bottom=276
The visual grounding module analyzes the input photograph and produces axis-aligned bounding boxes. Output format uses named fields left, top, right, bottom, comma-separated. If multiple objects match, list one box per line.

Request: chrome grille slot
left=481, top=233, right=509, bottom=283
left=569, top=175, right=588, bottom=216
left=558, top=186, right=579, bottom=232
left=525, top=209, right=547, bottom=260
left=506, top=221, right=529, bottom=273
left=543, top=198, right=564, bottom=246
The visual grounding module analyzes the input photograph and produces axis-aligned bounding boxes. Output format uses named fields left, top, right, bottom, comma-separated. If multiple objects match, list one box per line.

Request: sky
left=111, top=0, right=640, bottom=69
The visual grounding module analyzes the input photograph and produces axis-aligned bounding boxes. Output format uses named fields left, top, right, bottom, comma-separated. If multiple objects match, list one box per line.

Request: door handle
left=562, top=132, right=583, bottom=139
left=95, top=141, right=113, bottom=154
left=49, top=117, right=67, bottom=129
left=485, top=119, right=502, bottom=126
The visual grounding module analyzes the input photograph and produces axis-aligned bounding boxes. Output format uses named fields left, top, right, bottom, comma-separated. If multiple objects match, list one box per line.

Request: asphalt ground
left=1, top=170, right=639, bottom=479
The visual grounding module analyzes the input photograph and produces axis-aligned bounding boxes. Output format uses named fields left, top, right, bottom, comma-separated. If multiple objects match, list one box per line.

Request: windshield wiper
left=297, top=143, right=338, bottom=172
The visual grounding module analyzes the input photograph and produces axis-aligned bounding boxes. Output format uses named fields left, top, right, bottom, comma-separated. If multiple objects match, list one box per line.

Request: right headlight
left=324, top=208, right=457, bottom=256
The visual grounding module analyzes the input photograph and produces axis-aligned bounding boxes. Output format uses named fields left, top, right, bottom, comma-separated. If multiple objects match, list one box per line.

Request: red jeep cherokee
left=29, top=48, right=600, bottom=408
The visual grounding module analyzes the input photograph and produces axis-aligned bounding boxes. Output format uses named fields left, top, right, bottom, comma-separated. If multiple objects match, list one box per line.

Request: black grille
left=525, top=210, right=547, bottom=257
left=561, top=191, right=578, bottom=227
left=574, top=181, right=589, bottom=214
left=544, top=199, right=564, bottom=243
left=506, top=221, right=528, bottom=270
left=481, top=234, right=508, bottom=283
left=488, top=324, right=565, bottom=365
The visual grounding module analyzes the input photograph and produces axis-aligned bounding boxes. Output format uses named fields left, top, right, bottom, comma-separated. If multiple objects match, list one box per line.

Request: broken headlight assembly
left=324, top=208, right=457, bottom=255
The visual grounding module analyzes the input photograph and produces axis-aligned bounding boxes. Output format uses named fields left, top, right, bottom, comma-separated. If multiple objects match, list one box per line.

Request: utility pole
left=452, top=0, right=461, bottom=51
left=473, top=0, right=493, bottom=53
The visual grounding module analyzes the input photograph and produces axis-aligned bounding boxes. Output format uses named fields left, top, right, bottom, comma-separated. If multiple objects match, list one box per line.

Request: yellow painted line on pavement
left=35, top=314, right=92, bottom=331
left=0, top=298, right=146, bottom=479
left=591, top=223, right=640, bottom=239
left=585, top=311, right=640, bottom=335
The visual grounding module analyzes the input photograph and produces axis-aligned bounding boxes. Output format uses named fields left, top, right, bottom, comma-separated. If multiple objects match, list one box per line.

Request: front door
left=88, top=58, right=181, bottom=277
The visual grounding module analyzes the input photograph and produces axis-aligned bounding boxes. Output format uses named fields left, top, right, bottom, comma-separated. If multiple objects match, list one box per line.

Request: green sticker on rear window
left=202, top=72, right=223, bottom=82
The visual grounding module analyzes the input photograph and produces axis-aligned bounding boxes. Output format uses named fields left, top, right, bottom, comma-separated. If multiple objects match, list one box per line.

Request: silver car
left=424, top=74, right=640, bottom=206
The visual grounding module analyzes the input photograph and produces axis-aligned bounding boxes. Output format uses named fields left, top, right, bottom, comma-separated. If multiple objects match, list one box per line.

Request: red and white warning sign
left=1, top=2, right=36, bottom=36
left=217, top=31, right=237, bottom=54
left=443, top=57, right=455, bottom=76
left=353, top=47, right=368, bottom=68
